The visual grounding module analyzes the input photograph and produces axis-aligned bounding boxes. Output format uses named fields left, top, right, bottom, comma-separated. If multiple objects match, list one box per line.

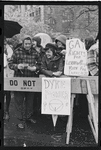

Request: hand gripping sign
left=64, top=38, right=88, bottom=76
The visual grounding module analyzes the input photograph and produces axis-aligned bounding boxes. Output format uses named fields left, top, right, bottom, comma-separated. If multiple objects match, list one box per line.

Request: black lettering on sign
left=14, top=80, right=18, bottom=86
left=28, top=80, right=31, bottom=86
left=32, top=81, right=35, bottom=86
left=23, top=80, right=36, bottom=86
left=10, top=80, right=18, bottom=86
left=23, top=80, right=27, bottom=86
left=10, top=80, right=13, bottom=86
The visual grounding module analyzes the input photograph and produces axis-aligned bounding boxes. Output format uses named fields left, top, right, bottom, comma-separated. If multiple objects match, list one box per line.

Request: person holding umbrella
left=8, top=35, right=40, bottom=128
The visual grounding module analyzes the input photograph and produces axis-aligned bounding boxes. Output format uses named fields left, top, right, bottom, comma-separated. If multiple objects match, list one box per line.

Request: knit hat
left=55, top=35, right=67, bottom=46
left=44, top=43, right=57, bottom=54
left=32, top=36, right=41, bottom=46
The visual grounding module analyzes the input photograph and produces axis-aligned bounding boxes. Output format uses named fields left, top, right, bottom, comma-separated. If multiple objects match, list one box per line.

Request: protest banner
left=64, top=38, right=88, bottom=76
left=42, top=77, right=71, bottom=115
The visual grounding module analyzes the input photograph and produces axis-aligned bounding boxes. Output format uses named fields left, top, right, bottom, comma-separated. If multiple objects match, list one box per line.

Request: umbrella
left=34, top=33, right=52, bottom=48
left=4, top=20, right=22, bottom=38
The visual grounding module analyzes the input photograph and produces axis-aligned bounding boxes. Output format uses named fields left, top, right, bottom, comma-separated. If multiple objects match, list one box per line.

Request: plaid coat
left=8, top=46, right=41, bottom=77
left=87, top=42, right=99, bottom=76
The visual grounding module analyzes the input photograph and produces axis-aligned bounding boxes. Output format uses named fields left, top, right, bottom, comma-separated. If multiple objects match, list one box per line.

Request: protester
left=8, top=35, right=40, bottom=128
left=4, top=37, right=14, bottom=120
left=41, top=43, right=64, bottom=77
left=32, top=36, right=45, bottom=75
left=55, top=34, right=67, bottom=56
left=85, top=36, right=98, bottom=124
left=41, top=43, right=67, bottom=121
left=32, top=36, right=45, bottom=116
left=85, top=36, right=98, bottom=76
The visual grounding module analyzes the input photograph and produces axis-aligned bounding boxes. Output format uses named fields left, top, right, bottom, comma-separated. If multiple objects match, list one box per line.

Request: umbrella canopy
left=4, top=20, right=22, bottom=38
left=34, top=33, right=52, bottom=48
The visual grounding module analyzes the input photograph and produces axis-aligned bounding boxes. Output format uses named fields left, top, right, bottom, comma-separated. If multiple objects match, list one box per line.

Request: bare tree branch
left=76, top=7, right=98, bottom=20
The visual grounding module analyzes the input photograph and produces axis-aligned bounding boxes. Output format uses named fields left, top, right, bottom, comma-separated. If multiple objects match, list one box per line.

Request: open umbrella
left=4, top=20, right=22, bottom=38
left=34, top=33, right=52, bottom=48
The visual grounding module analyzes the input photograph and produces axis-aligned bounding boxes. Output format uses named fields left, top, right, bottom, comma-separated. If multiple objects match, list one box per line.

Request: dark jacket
left=41, top=55, right=64, bottom=77
left=55, top=45, right=66, bottom=63
left=8, top=46, right=41, bottom=77
left=32, top=45, right=45, bottom=76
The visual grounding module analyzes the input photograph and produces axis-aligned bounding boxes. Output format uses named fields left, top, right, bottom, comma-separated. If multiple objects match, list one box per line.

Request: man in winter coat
left=41, top=43, right=64, bottom=77
left=8, top=36, right=40, bottom=128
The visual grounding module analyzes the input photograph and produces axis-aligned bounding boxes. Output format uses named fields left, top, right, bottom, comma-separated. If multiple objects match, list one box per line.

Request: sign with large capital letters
left=42, top=77, right=71, bottom=115
left=64, top=38, right=88, bottom=76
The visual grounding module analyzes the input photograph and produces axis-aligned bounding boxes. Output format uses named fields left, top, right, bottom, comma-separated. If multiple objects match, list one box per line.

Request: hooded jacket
left=41, top=55, right=64, bottom=77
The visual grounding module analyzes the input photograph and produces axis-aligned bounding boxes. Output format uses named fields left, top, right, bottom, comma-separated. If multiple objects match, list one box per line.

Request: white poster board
left=64, top=38, right=88, bottom=76
left=42, top=78, right=71, bottom=115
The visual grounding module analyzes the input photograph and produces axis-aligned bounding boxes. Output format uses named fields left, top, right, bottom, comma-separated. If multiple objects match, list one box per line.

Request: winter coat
left=41, top=55, right=64, bottom=77
left=32, top=45, right=45, bottom=76
left=87, top=41, right=99, bottom=76
left=8, top=46, right=41, bottom=77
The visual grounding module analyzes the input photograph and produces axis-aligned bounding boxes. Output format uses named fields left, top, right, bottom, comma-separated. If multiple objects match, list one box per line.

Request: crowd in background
left=4, top=33, right=99, bottom=129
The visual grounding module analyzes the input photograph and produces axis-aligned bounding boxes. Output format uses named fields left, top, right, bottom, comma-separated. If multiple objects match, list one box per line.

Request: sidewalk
left=4, top=93, right=97, bottom=147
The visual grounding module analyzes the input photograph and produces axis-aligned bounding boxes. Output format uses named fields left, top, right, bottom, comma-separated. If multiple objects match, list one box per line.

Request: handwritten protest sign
left=64, top=38, right=88, bottom=76
left=42, top=78, right=71, bottom=115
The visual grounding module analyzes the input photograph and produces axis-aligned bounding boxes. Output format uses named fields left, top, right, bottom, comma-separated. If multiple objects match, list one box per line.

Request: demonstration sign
left=64, top=38, right=88, bottom=76
left=42, top=77, right=71, bottom=115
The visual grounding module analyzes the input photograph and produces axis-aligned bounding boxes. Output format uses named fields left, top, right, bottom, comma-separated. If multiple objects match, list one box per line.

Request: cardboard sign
left=42, top=78, right=71, bottom=115
left=64, top=38, right=88, bottom=76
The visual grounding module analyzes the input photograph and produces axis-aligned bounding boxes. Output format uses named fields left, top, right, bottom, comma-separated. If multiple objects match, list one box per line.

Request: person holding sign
left=8, top=35, right=40, bottom=128
left=41, top=43, right=64, bottom=77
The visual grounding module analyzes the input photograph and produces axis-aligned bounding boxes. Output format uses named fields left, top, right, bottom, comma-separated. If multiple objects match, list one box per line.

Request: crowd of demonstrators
left=4, top=37, right=14, bottom=120
left=4, top=33, right=99, bottom=129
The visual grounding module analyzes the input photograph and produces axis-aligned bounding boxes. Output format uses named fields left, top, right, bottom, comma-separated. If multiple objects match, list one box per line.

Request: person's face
left=23, top=39, right=31, bottom=51
left=32, top=40, right=37, bottom=48
left=46, top=49, right=53, bottom=59
left=57, top=41, right=64, bottom=48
